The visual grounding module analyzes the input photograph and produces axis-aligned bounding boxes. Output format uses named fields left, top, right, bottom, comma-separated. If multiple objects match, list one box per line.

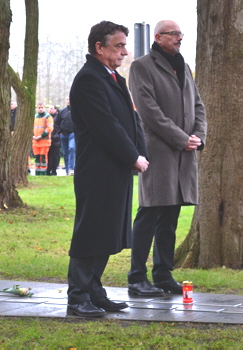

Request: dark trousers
left=60, top=133, right=75, bottom=174
left=67, top=255, right=109, bottom=305
left=47, top=144, right=60, bottom=175
left=128, top=205, right=181, bottom=284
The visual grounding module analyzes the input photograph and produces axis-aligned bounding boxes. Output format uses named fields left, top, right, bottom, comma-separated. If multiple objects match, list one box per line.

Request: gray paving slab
left=1, top=280, right=243, bottom=324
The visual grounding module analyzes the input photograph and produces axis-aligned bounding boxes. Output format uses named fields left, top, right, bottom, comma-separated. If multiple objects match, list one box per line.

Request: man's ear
left=95, top=42, right=103, bottom=55
left=155, top=33, right=161, bottom=43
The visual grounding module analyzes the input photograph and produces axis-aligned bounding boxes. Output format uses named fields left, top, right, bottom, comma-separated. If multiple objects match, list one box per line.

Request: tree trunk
left=10, top=0, right=39, bottom=185
left=0, top=0, right=22, bottom=208
left=174, top=0, right=243, bottom=269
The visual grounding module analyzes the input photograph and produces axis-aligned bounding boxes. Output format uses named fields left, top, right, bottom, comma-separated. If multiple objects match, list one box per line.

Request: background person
left=47, top=105, right=60, bottom=176
left=32, top=102, right=54, bottom=175
left=67, top=20, right=148, bottom=318
left=128, top=20, right=207, bottom=296
left=56, top=97, right=75, bottom=175
left=10, top=100, right=17, bottom=136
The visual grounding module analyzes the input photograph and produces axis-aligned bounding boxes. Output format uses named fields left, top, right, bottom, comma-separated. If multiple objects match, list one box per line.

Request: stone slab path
left=1, top=280, right=243, bottom=324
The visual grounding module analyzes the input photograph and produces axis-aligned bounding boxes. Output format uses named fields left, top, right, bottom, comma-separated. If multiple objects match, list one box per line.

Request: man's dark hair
left=88, top=21, right=129, bottom=55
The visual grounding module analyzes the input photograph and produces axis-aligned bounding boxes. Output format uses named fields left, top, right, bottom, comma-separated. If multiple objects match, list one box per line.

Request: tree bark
left=174, top=0, right=243, bottom=269
left=10, top=0, right=39, bottom=185
left=0, top=0, right=22, bottom=208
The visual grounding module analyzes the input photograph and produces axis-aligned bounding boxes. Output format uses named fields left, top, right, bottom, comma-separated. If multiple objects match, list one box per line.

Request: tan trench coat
left=129, top=49, right=207, bottom=206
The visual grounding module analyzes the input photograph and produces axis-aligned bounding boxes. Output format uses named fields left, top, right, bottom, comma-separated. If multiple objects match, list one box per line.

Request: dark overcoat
left=129, top=49, right=207, bottom=206
left=69, top=54, right=147, bottom=257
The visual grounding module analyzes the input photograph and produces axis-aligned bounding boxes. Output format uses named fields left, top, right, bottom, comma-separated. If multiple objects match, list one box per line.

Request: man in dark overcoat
left=128, top=20, right=207, bottom=296
left=67, top=21, right=148, bottom=318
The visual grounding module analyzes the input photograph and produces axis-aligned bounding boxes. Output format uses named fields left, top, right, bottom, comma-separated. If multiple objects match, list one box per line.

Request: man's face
left=49, top=106, right=56, bottom=114
left=156, top=22, right=183, bottom=56
left=37, top=105, right=45, bottom=114
left=10, top=101, right=17, bottom=110
left=96, top=31, right=128, bottom=71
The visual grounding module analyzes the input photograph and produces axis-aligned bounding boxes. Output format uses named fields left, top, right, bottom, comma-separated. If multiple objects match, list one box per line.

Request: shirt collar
left=104, top=66, right=115, bottom=75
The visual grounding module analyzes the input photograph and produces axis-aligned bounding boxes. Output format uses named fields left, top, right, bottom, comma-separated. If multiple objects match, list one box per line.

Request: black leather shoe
left=67, top=302, right=106, bottom=317
left=93, top=297, right=128, bottom=312
left=128, top=280, right=164, bottom=296
left=154, top=278, right=182, bottom=294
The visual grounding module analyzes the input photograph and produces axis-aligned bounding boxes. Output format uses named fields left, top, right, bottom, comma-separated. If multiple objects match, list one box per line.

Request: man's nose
left=122, top=47, right=128, bottom=56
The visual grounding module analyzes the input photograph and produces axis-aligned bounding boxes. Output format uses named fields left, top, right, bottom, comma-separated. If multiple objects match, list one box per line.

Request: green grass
left=1, top=318, right=243, bottom=348
left=0, top=175, right=194, bottom=285
left=0, top=176, right=74, bottom=282
left=1, top=174, right=243, bottom=348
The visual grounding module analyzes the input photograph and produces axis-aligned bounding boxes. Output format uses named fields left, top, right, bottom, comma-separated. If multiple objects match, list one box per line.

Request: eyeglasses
left=159, top=31, right=184, bottom=38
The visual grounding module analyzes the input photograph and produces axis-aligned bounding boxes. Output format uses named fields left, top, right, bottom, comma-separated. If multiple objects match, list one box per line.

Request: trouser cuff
left=90, top=287, right=107, bottom=301
left=68, top=292, right=90, bottom=305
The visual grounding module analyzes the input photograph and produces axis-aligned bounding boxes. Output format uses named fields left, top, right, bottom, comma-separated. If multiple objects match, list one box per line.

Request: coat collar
left=85, top=54, right=133, bottom=109
left=86, top=54, right=125, bottom=87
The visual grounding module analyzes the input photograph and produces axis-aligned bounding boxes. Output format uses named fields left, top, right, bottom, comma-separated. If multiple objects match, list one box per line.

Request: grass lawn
left=0, top=174, right=243, bottom=348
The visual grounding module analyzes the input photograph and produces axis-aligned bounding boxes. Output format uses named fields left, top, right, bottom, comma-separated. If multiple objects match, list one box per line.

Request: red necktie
left=111, top=72, right=117, bottom=82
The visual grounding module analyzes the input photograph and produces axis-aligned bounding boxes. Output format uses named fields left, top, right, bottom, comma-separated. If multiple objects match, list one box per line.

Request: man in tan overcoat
left=128, top=20, right=207, bottom=296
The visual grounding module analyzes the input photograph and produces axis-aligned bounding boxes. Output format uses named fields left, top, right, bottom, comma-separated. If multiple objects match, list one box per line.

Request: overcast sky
left=9, top=0, right=197, bottom=69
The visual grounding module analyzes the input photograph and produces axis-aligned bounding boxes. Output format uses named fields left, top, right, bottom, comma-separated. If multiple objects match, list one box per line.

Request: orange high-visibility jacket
left=32, top=112, right=54, bottom=147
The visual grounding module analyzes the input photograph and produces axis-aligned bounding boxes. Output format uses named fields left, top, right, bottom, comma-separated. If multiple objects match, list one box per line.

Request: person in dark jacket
left=10, top=100, right=17, bottom=135
left=56, top=98, right=75, bottom=175
left=47, top=105, right=61, bottom=176
left=67, top=20, right=149, bottom=318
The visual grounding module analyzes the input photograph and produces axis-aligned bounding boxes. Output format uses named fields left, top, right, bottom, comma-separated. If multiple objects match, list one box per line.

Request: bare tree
left=175, top=0, right=243, bottom=269
left=9, top=0, right=39, bottom=186
left=36, top=39, right=86, bottom=106
left=0, top=0, right=22, bottom=208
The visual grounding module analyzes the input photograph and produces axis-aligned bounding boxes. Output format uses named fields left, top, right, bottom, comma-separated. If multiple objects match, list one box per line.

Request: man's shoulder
left=44, top=111, right=51, bottom=117
left=59, top=106, right=69, bottom=115
left=71, top=62, right=102, bottom=90
left=132, top=53, right=151, bottom=65
left=71, top=62, right=109, bottom=95
left=130, top=53, right=154, bottom=73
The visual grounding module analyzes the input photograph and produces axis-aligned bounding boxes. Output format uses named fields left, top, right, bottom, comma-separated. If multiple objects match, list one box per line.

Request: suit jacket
left=129, top=48, right=207, bottom=206
left=69, top=54, right=147, bottom=257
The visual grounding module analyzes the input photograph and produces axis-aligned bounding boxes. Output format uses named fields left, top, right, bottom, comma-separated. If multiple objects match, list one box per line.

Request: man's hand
left=133, top=156, right=149, bottom=172
left=185, top=135, right=201, bottom=151
left=32, top=135, right=42, bottom=141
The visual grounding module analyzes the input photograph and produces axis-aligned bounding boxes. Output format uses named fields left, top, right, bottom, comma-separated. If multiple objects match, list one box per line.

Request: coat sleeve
left=186, top=65, right=207, bottom=149
left=129, top=59, right=190, bottom=151
left=71, top=72, right=140, bottom=167
left=54, top=111, right=61, bottom=131
left=134, top=110, right=148, bottom=158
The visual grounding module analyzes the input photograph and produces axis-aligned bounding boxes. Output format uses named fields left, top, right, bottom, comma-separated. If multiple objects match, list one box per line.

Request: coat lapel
left=151, top=50, right=181, bottom=87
